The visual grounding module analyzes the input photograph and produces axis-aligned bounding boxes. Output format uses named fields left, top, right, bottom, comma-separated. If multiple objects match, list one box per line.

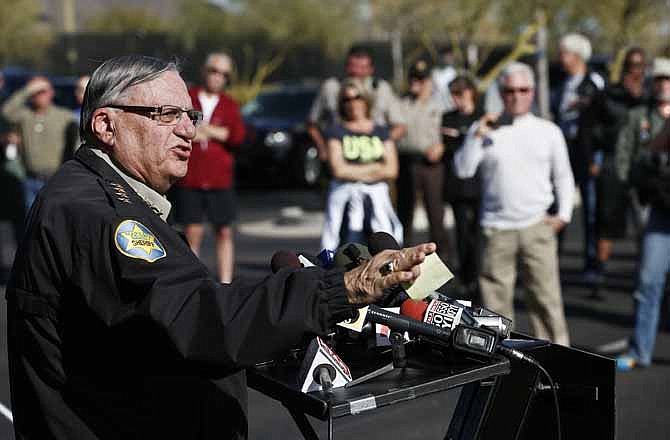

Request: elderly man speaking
left=5, top=56, right=435, bottom=440
left=455, top=62, right=575, bottom=346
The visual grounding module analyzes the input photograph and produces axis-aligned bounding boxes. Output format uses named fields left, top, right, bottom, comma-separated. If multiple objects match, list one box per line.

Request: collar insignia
left=114, top=220, right=166, bottom=262
left=109, top=182, right=131, bottom=204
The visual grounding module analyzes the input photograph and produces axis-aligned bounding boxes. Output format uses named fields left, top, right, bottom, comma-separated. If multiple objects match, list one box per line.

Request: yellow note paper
left=404, top=253, right=454, bottom=300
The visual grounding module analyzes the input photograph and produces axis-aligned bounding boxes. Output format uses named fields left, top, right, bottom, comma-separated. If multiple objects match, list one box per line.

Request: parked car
left=236, top=84, right=323, bottom=188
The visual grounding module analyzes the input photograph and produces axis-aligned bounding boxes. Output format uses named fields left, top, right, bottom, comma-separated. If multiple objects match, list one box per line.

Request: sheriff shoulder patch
left=114, top=219, right=166, bottom=262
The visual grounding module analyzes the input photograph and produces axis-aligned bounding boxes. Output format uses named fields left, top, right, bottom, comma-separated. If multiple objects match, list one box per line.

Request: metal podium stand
left=248, top=333, right=615, bottom=440
left=247, top=344, right=511, bottom=440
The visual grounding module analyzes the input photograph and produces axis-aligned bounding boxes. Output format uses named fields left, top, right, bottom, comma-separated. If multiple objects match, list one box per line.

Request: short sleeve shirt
left=397, top=95, right=444, bottom=154
left=325, top=124, right=390, bottom=165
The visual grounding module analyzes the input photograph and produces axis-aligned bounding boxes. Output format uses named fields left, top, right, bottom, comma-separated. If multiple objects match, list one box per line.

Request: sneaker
left=616, top=355, right=638, bottom=372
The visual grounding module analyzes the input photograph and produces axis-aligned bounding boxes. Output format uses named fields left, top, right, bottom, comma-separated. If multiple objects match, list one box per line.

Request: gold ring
left=379, top=260, right=394, bottom=276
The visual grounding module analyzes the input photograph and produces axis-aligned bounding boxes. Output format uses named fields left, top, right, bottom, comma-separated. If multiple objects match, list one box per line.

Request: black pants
left=397, top=155, right=448, bottom=255
left=452, top=199, right=481, bottom=288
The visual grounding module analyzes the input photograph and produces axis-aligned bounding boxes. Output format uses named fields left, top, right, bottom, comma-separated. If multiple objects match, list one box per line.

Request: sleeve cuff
left=317, top=268, right=358, bottom=326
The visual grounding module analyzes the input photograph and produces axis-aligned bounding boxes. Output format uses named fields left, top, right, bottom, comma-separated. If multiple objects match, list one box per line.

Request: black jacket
left=6, top=146, right=354, bottom=439
left=553, top=71, right=604, bottom=183
left=441, top=108, right=484, bottom=202
left=597, top=83, right=649, bottom=154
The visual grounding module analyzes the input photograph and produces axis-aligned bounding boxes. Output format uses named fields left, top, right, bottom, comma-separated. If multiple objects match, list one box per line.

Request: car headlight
left=264, top=131, right=292, bottom=148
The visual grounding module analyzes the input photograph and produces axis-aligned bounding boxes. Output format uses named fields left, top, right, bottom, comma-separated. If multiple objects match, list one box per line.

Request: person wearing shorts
left=174, top=53, right=245, bottom=282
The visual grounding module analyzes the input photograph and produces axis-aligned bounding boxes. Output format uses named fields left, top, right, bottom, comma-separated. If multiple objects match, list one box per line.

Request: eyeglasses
left=206, top=67, right=230, bottom=77
left=502, top=87, right=532, bottom=95
left=107, top=104, right=203, bottom=126
left=342, top=94, right=363, bottom=103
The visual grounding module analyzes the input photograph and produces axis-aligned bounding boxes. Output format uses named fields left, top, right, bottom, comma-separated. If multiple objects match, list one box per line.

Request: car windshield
left=242, top=89, right=315, bottom=119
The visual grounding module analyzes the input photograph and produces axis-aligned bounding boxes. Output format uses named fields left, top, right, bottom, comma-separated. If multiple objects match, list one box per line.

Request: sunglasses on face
left=625, top=60, right=646, bottom=68
left=342, top=94, right=363, bottom=102
left=206, top=67, right=230, bottom=77
left=502, top=87, right=532, bottom=95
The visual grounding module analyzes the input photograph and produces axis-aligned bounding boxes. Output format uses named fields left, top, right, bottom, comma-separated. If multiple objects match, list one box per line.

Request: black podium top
left=248, top=344, right=510, bottom=421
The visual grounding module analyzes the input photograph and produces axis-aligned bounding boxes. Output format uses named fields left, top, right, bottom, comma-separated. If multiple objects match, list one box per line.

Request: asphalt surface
left=1, top=188, right=669, bottom=439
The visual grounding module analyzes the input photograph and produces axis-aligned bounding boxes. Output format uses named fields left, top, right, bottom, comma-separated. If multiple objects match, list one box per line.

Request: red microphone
left=270, top=250, right=301, bottom=273
left=400, top=299, right=428, bottom=321
left=401, top=298, right=477, bottom=331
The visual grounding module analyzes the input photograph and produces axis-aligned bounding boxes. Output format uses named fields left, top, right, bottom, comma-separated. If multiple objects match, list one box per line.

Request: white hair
left=560, top=33, right=592, bottom=62
left=81, top=56, right=179, bottom=143
left=498, top=62, right=535, bottom=88
left=205, top=52, right=233, bottom=71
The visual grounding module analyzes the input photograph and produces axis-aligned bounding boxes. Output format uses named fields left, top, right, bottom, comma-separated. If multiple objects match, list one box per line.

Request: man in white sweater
left=455, top=62, right=574, bottom=345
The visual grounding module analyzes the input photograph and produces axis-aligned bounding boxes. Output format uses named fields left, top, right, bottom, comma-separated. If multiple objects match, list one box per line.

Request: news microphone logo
left=298, top=337, right=352, bottom=393
left=423, top=299, right=464, bottom=331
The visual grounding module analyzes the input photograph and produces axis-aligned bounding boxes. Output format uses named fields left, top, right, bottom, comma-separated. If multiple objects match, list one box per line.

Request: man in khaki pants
left=455, top=62, right=574, bottom=345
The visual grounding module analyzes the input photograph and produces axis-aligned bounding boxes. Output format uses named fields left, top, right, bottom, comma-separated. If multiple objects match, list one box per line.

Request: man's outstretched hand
left=343, top=242, right=437, bottom=305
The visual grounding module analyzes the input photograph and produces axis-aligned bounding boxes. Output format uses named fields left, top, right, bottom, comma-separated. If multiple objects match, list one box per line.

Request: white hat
left=652, top=58, right=670, bottom=78
left=560, top=33, right=592, bottom=62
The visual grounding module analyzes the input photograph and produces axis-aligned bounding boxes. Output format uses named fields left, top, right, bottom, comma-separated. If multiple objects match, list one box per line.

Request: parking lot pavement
left=1, top=189, right=669, bottom=439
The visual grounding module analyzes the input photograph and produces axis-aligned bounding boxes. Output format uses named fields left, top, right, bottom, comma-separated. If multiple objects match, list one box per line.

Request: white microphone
left=297, top=337, right=352, bottom=393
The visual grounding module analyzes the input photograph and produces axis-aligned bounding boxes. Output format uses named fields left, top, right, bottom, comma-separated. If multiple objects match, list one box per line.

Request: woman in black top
left=441, top=75, right=484, bottom=298
left=321, top=82, right=402, bottom=250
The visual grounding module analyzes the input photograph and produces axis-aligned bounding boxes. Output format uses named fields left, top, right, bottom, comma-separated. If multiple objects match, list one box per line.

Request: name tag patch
left=114, top=219, right=166, bottom=262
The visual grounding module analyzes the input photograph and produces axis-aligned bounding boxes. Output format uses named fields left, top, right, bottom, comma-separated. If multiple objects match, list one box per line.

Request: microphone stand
left=344, top=332, right=423, bottom=388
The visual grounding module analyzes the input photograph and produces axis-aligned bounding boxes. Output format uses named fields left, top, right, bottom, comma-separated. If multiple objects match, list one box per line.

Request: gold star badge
left=114, top=220, right=166, bottom=262
left=120, top=224, right=162, bottom=255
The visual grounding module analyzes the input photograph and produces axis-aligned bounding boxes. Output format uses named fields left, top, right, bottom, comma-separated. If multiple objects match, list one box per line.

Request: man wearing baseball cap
left=396, top=60, right=448, bottom=258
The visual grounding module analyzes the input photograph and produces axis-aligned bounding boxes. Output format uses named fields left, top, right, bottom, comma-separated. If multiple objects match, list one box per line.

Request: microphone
left=297, top=337, right=352, bottom=392
left=406, top=298, right=479, bottom=329
left=270, top=250, right=301, bottom=273
left=400, top=299, right=502, bottom=357
left=402, top=297, right=510, bottom=338
left=366, top=305, right=453, bottom=341
left=368, top=231, right=401, bottom=255
left=333, top=242, right=371, bottom=270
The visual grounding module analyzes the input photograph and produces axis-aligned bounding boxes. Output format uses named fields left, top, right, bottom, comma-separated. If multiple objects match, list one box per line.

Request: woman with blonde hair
left=320, top=81, right=403, bottom=250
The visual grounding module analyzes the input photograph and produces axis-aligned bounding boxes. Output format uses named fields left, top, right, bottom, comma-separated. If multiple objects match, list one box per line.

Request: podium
left=248, top=342, right=510, bottom=440
left=449, top=333, right=616, bottom=440
left=248, top=334, right=615, bottom=440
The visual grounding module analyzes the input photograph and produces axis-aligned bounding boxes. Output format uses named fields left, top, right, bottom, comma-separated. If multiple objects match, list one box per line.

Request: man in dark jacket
left=553, top=33, right=605, bottom=283
left=5, top=55, right=434, bottom=439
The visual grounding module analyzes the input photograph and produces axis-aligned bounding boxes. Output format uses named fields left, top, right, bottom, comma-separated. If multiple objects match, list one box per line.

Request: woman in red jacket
left=174, top=52, right=245, bottom=283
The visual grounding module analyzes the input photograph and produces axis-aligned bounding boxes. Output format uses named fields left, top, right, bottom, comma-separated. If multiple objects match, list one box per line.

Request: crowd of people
left=2, top=33, right=670, bottom=374
left=305, top=37, right=670, bottom=371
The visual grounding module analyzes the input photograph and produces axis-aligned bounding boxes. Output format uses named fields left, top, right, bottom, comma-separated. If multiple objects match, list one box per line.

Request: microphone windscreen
left=368, top=231, right=401, bottom=255
left=400, top=299, right=428, bottom=321
left=270, top=249, right=300, bottom=273
left=333, top=242, right=371, bottom=270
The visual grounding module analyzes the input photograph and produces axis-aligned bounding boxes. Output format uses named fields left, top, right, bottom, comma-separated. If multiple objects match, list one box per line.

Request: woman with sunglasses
left=320, top=81, right=403, bottom=251
left=441, top=75, right=485, bottom=299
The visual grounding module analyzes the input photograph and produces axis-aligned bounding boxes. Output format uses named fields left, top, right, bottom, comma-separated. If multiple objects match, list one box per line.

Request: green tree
left=83, top=7, right=167, bottom=33
left=173, top=0, right=359, bottom=103
left=0, top=0, right=53, bottom=66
